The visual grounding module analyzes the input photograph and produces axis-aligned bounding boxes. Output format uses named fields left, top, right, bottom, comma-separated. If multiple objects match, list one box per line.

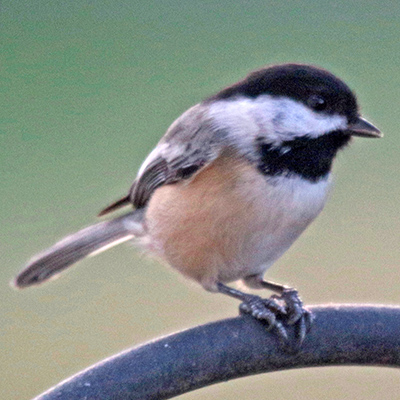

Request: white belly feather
left=144, top=154, right=331, bottom=291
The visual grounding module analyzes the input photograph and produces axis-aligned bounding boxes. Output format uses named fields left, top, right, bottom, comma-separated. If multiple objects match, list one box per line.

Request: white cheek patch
left=264, top=97, right=347, bottom=142
left=207, top=97, right=275, bottom=161
left=207, top=95, right=348, bottom=154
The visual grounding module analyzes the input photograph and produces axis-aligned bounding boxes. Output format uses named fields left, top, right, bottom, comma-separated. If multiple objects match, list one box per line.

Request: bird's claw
left=274, top=288, right=314, bottom=347
left=240, top=288, right=313, bottom=350
left=239, top=295, right=288, bottom=342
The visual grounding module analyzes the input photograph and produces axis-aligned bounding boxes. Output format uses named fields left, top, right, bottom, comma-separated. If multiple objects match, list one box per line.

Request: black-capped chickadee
left=14, top=64, right=381, bottom=343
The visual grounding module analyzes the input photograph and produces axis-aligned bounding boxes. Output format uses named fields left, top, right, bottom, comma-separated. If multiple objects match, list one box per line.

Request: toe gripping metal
left=217, top=283, right=314, bottom=351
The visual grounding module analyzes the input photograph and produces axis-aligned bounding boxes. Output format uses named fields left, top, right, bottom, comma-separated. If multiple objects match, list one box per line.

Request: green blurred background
left=1, top=1, right=399, bottom=399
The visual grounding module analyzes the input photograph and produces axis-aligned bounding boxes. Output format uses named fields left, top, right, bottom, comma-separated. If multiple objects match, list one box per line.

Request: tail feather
left=13, top=211, right=145, bottom=289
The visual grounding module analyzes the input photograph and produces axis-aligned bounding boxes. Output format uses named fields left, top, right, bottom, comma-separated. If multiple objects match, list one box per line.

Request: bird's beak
left=349, top=117, right=382, bottom=138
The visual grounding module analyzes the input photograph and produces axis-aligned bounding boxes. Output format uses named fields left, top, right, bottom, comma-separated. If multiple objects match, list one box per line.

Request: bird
left=13, top=63, right=382, bottom=344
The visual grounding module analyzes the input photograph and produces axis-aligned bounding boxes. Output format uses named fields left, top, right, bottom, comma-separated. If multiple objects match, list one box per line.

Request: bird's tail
left=13, top=210, right=145, bottom=289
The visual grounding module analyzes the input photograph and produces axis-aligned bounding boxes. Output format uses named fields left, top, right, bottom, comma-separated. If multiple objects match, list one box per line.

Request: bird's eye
left=308, top=95, right=327, bottom=111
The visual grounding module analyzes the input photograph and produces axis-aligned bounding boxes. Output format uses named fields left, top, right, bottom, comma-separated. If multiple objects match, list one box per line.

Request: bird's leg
left=216, top=282, right=288, bottom=341
left=244, top=275, right=314, bottom=346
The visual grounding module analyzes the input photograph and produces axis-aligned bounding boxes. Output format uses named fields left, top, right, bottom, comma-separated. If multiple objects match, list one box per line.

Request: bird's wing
left=99, top=104, right=227, bottom=214
left=131, top=104, right=227, bottom=208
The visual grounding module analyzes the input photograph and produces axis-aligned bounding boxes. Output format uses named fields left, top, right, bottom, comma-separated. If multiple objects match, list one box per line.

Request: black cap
left=207, top=64, right=359, bottom=122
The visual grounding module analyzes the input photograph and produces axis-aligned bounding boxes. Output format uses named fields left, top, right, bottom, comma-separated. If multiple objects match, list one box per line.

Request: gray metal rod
left=33, top=304, right=400, bottom=400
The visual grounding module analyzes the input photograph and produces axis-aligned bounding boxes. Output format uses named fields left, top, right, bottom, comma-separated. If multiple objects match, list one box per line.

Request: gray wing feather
left=132, top=157, right=170, bottom=208
left=130, top=104, right=227, bottom=208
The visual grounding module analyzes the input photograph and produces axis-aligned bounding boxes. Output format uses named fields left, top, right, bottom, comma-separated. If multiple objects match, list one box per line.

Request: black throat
left=257, top=130, right=351, bottom=182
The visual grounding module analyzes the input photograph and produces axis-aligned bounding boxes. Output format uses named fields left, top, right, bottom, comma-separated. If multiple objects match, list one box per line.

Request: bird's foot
left=272, top=288, right=314, bottom=349
left=239, top=295, right=289, bottom=342
left=239, top=288, right=313, bottom=350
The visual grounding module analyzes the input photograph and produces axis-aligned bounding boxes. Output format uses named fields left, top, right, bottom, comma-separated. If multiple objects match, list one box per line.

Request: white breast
left=143, top=154, right=331, bottom=291
left=237, top=174, right=331, bottom=279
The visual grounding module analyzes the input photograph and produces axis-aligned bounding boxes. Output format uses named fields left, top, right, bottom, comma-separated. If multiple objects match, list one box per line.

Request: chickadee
left=14, top=63, right=381, bottom=342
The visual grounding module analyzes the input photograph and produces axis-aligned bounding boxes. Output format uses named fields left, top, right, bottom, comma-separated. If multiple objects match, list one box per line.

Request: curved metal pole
left=33, top=305, right=400, bottom=400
